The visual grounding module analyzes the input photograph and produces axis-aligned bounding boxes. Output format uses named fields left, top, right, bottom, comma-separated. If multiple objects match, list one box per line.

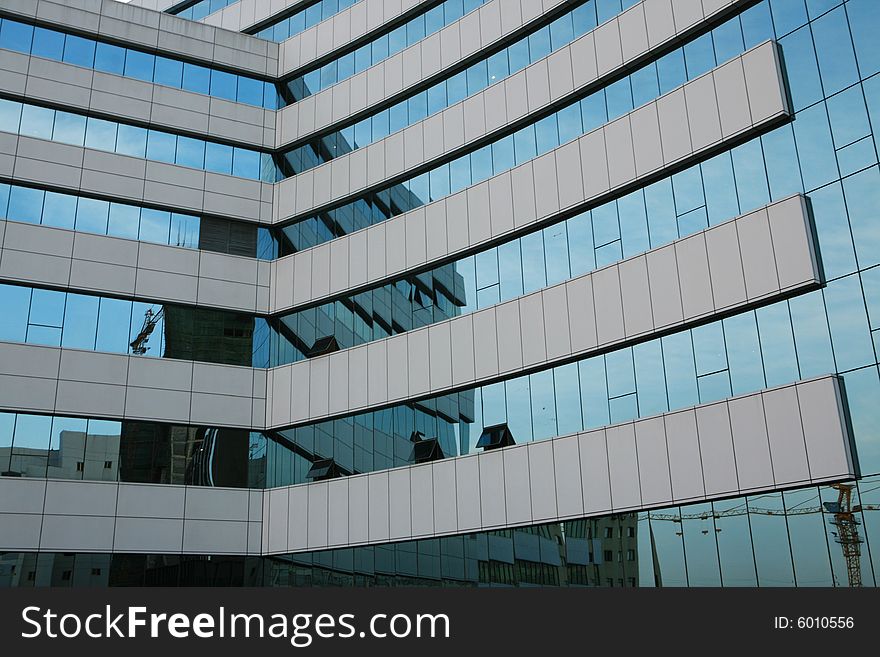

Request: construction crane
left=129, top=307, right=164, bottom=355
left=824, top=484, right=863, bottom=588
left=647, top=486, right=877, bottom=588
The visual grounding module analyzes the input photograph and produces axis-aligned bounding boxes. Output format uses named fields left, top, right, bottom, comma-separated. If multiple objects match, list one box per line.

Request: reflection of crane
left=647, top=486, right=878, bottom=588
left=129, top=307, right=164, bottom=355
left=824, top=484, right=862, bottom=588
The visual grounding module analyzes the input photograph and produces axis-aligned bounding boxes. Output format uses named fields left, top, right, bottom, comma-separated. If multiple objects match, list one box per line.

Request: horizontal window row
left=262, top=480, right=880, bottom=588
left=280, top=0, right=489, bottom=102
left=271, top=100, right=880, bottom=362
left=0, top=17, right=280, bottom=109
left=0, top=283, right=268, bottom=368
left=4, top=477, right=877, bottom=587
left=283, top=0, right=622, bottom=173
left=272, top=266, right=880, bottom=484
left=250, top=0, right=364, bottom=43
left=0, top=412, right=286, bottom=489
left=0, top=99, right=279, bottom=182
left=170, top=0, right=241, bottom=21
left=277, top=6, right=769, bottom=243
left=0, top=182, right=277, bottom=260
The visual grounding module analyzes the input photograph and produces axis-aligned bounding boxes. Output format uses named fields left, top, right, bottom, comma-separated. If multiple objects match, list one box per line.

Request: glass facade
left=250, top=0, right=364, bottom=42
left=278, top=0, right=623, bottom=176
left=0, top=16, right=279, bottom=109
left=275, top=3, right=776, bottom=247
left=0, top=282, right=269, bottom=367
left=3, top=476, right=878, bottom=587
left=0, top=98, right=279, bottom=182
left=0, top=412, right=272, bottom=489
left=0, top=182, right=276, bottom=260
left=278, top=0, right=490, bottom=102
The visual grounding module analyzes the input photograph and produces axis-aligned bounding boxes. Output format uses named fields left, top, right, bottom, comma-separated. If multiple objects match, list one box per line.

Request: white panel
left=519, top=292, right=547, bottom=367
left=567, top=275, right=598, bottom=354
left=555, top=140, right=584, bottom=210
left=579, top=430, right=612, bottom=515
left=619, top=255, right=653, bottom=337
left=328, top=351, right=349, bottom=416
left=468, top=181, right=492, bottom=245
left=684, top=72, right=722, bottom=151
left=768, top=196, right=818, bottom=289
left=580, top=129, right=610, bottom=199
left=432, top=459, right=457, bottom=534
left=742, top=41, right=788, bottom=122
left=676, top=233, right=714, bottom=319
left=348, top=345, right=368, bottom=411
left=348, top=475, right=369, bottom=544
left=428, top=321, right=452, bottom=392
left=478, top=450, right=506, bottom=528
left=528, top=441, right=558, bottom=521
left=266, top=488, right=288, bottom=553
left=472, top=308, right=499, bottom=379
left=367, top=341, right=388, bottom=406
left=607, top=424, right=641, bottom=510
left=368, top=472, right=390, bottom=542
left=593, top=265, right=625, bottom=346
left=594, top=18, right=623, bottom=76
left=553, top=435, right=584, bottom=517
left=288, top=485, right=308, bottom=551
left=635, top=416, right=672, bottom=506
left=571, top=32, right=598, bottom=87
left=630, top=102, right=664, bottom=176
left=306, top=482, right=329, bottom=550
left=605, top=115, right=636, bottom=188
left=763, top=385, right=811, bottom=486
left=705, top=219, right=747, bottom=310
left=410, top=464, right=434, bottom=537
left=386, top=335, right=409, bottom=402
left=388, top=468, right=412, bottom=540
left=455, top=454, right=481, bottom=531
left=327, top=478, right=349, bottom=547
left=495, top=301, right=523, bottom=374
left=664, top=409, right=705, bottom=502
left=619, top=4, right=649, bottom=62
left=503, top=446, right=531, bottom=526
left=695, top=402, right=739, bottom=496
left=542, top=284, right=571, bottom=360
left=656, top=88, right=692, bottom=164
left=533, top=151, right=560, bottom=218
left=407, top=328, right=430, bottom=397
left=728, top=392, right=775, bottom=492
left=309, top=356, right=329, bottom=418
left=510, top=162, right=537, bottom=229
left=405, top=207, right=427, bottom=269
left=737, top=208, right=779, bottom=300
left=797, top=378, right=852, bottom=481
left=450, top=314, right=476, bottom=386
left=646, top=244, right=683, bottom=329
left=714, top=58, right=751, bottom=137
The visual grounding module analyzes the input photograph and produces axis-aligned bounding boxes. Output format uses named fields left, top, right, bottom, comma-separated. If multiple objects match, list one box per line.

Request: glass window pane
left=0, top=98, right=23, bottom=133
left=182, top=63, right=211, bottom=95
left=75, top=197, right=110, bottom=234
left=61, top=293, right=99, bottom=350
left=0, top=19, right=34, bottom=54
left=154, top=56, right=183, bottom=88
left=116, top=124, right=148, bottom=158
left=7, top=186, right=44, bottom=224
left=107, top=203, right=140, bottom=240
left=42, top=191, right=77, bottom=230
left=123, top=49, right=155, bottom=83
left=146, top=130, right=177, bottom=163
left=139, top=208, right=171, bottom=243
left=175, top=136, right=205, bottom=169
left=232, top=147, right=259, bottom=179
left=31, top=26, right=64, bottom=60
left=210, top=70, right=237, bottom=101
left=19, top=105, right=55, bottom=140
left=811, top=6, right=859, bottom=97
left=29, top=288, right=65, bottom=327
left=96, top=297, right=132, bottom=354
left=84, top=117, right=118, bottom=152
left=62, top=34, right=96, bottom=68
left=0, top=283, right=31, bottom=342
left=205, top=142, right=234, bottom=174
left=52, top=111, right=87, bottom=146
